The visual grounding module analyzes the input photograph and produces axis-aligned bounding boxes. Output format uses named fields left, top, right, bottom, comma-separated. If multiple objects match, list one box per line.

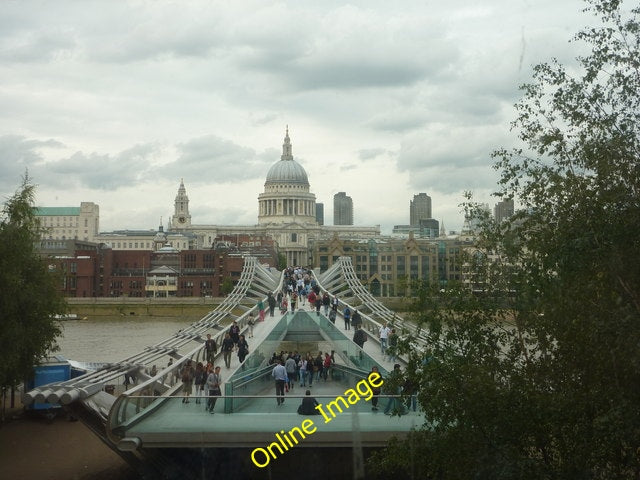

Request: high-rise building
left=315, top=203, right=324, bottom=225
left=494, top=199, right=514, bottom=224
left=410, top=193, right=432, bottom=226
left=333, top=192, right=353, bottom=225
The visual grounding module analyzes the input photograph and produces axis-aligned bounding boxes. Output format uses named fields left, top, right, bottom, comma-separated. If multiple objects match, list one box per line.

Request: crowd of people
left=167, top=265, right=410, bottom=415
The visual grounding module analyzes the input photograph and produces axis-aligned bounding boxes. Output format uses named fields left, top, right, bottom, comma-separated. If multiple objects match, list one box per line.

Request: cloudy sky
left=1, top=0, right=593, bottom=234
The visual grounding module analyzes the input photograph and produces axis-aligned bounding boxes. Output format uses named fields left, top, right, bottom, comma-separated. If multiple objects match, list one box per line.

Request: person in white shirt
left=379, top=323, right=391, bottom=356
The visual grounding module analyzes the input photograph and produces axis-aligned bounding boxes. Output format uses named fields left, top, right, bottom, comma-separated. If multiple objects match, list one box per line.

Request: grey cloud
left=0, top=30, right=77, bottom=62
left=37, top=143, right=158, bottom=190
left=161, top=135, right=272, bottom=185
left=396, top=129, right=509, bottom=194
left=366, top=107, right=431, bottom=132
left=407, top=163, right=499, bottom=194
left=340, top=163, right=359, bottom=172
left=358, top=148, right=387, bottom=160
left=233, top=6, right=456, bottom=91
left=0, top=135, right=64, bottom=191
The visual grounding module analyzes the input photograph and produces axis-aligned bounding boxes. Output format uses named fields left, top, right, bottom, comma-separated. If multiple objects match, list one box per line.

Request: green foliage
left=277, top=252, right=287, bottom=271
left=368, top=1, right=640, bottom=478
left=219, top=277, right=234, bottom=296
left=0, top=174, right=65, bottom=390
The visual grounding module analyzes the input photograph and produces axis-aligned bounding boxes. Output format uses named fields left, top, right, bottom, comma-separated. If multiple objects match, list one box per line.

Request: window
left=410, top=256, right=419, bottom=279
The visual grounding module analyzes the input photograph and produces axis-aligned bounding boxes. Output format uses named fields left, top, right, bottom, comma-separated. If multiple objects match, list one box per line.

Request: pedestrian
left=314, top=294, right=322, bottom=316
left=384, top=363, right=405, bottom=415
left=204, top=334, right=217, bottom=364
left=237, top=334, right=249, bottom=364
left=221, top=333, right=234, bottom=368
left=277, top=291, right=283, bottom=310
left=351, top=309, right=362, bottom=330
left=388, top=329, right=398, bottom=362
left=247, top=313, right=255, bottom=338
left=297, top=390, right=321, bottom=415
left=343, top=306, right=351, bottom=330
left=306, top=353, right=315, bottom=387
left=379, top=322, right=391, bottom=356
left=257, top=299, right=266, bottom=322
left=328, top=309, right=336, bottom=324
left=194, top=362, right=206, bottom=405
left=322, top=352, right=332, bottom=381
left=272, top=360, right=288, bottom=406
left=285, top=354, right=297, bottom=391
left=180, top=360, right=195, bottom=404
left=314, top=352, right=323, bottom=381
left=403, top=376, right=418, bottom=412
left=267, top=292, right=276, bottom=317
left=307, top=290, right=316, bottom=311
left=353, top=326, right=367, bottom=360
left=206, top=366, right=222, bottom=414
left=322, top=292, right=330, bottom=316
left=298, top=356, right=308, bottom=387
left=370, top=365, right=382, bottom=411
left=229, top=321, right=240, bottom=349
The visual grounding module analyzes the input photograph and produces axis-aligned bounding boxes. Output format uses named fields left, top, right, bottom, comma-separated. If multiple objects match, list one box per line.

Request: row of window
left=40, top=217, right=93, bottom=227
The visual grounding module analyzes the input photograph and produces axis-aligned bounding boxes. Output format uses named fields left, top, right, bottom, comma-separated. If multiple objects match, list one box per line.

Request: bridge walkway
left=108, top=309, right=422, bottom=451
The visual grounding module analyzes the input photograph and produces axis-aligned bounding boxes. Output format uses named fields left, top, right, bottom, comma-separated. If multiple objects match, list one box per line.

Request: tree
left=0, top=175, right=65, bottom=395
left=219, top=276, right=234, bottom=296
left=368, top=1, right=640, bottom=478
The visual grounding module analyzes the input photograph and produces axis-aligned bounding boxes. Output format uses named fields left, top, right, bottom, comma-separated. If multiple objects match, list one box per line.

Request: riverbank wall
left=66, top=297, right=408, bottom=318
left=66, top=297, right=223, bottom=318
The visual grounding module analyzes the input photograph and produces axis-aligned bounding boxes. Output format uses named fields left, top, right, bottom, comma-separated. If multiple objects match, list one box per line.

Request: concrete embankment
left=66, top=297, right=225, bottom=318
left=65, top=296, right=408, bottom=319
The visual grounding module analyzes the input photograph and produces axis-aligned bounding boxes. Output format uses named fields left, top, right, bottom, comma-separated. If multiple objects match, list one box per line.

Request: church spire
left=281, top=125, right=293, bottom=161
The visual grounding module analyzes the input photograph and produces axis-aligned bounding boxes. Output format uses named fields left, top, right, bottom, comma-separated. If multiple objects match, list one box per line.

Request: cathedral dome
left=264, top=127, right=309, bottom=186
left=265, top=159, right=309, bottom=186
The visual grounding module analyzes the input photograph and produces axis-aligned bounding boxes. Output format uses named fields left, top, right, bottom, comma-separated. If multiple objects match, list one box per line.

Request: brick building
left=42, top=234, right=278, bottom=298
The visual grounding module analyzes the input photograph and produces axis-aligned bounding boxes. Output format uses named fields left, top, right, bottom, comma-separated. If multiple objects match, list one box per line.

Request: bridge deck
left=124, top=379, right=423, bottom=448
left=113, top=308, right=421, bottom=449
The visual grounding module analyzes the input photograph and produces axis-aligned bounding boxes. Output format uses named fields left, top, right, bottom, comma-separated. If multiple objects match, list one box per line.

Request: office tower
left=494, top=199, right=514, bottom=224
left=410, top=193, right=432, bottom=226
left=333, top=192, right=353, bottom=225
left=315, top=203, right=324, bottom=225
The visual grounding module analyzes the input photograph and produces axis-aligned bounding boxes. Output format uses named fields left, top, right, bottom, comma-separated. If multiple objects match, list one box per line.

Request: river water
left=55, top=316, right=192, bottom=363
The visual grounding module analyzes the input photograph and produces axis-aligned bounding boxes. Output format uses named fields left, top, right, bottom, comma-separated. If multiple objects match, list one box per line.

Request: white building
left=169, top=129, right=380, bottom=266
left=34, top=202, right=100, bottom=242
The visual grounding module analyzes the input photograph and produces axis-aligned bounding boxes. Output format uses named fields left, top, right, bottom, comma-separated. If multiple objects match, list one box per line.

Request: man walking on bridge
left=221, top=333, right=234, bottom=369
left=206, top=366, right=222, bottom=414
left=272, top=360, right=288, bottom=406
left=204, top=334, right=217, bottom=364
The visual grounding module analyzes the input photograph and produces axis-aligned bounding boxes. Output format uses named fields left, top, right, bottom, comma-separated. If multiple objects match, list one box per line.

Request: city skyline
left=0, top=0, right=590, bottom=233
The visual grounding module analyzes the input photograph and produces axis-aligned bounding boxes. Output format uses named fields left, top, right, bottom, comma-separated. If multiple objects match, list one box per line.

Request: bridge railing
left=26, top=257, right=283, bottom=411
left=313, top=257, right=432, bottom=359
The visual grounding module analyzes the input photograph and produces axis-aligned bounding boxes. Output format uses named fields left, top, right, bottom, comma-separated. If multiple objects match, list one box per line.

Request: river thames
left=55, top=316, right=193, bottom=363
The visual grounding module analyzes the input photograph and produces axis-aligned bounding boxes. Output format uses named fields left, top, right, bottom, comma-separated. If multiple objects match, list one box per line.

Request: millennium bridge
left=25, top=257, right=428, bottom=479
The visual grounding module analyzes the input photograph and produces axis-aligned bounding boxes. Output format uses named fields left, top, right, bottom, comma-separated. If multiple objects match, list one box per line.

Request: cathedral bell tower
left=170, top=179, right=191, bottom=229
